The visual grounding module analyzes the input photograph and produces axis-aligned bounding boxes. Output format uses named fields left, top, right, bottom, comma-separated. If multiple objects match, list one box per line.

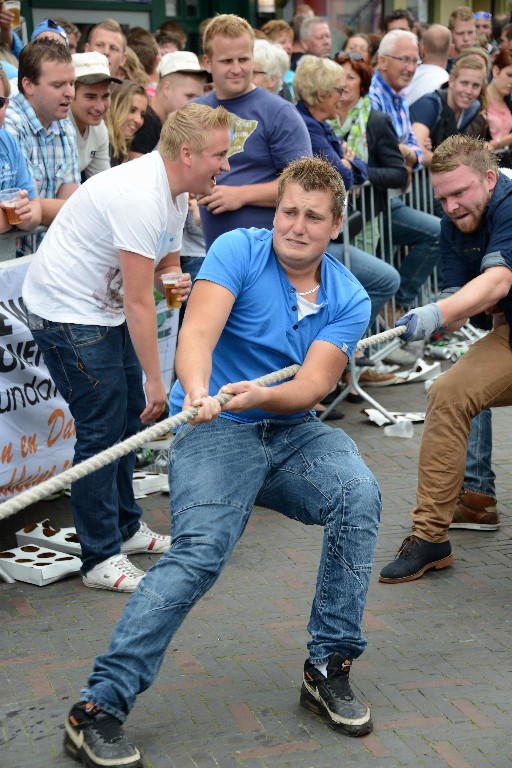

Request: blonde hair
left=158, top=103, right=231, bottom=161
left=0, top=64, right=10, bottom=96
left=450, top=52, right=488, bottom=111
left=431, top=135, right=499, bottom=177
left=260, top=19, right=293, bottom=43
left=253, top=39, right=289, bottom=93
left=448, top=6, right=474, bottom=30
left=203, top=15, right=254, bottom=57
left=88, top=18, right=126, bottom=50
left=294, top=55, right=343, bottom=107
left=105, top=81, right=148, bottom=163
left=455, top=46, right=490, bottom=69
left=118, top=47, right=147, bottom=85
left=277, top=157, right=346, bottom=221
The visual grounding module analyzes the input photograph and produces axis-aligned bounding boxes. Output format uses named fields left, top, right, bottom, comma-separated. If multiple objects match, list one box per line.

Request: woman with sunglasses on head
left=341, top=33, right=372, bottom=64
left=0, top=66, right=41, bottom=232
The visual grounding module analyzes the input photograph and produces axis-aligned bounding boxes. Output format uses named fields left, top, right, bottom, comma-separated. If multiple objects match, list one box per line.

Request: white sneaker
left=83, top=554, right=145, bottom=592
left=121, top=521, right=171, bottom=555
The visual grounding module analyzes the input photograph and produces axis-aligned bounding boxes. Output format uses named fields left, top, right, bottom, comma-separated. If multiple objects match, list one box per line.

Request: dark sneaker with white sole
left=379, top=535, right=453, bottom=583
left=300, top=654, right=372, bottom=736
left=64, top=701, right=142, bottom=768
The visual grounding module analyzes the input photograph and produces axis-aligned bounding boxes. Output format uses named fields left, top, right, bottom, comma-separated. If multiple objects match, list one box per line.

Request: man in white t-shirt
left=404, top=24, right=451, bottom=106
left=23, top=103, right=231, bottom=592
left=70, top=51, right=121, bottom=180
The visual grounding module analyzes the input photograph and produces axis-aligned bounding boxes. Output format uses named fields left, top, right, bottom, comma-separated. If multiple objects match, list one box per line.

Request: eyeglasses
left=383, top=54, right=420, bottom=66
left=474, top=11, right=492, bottom=19
left=335, top=51, right=364, bottom=61
left=253, top=70, right=268, bottom=75
left=0, top=97, right=9, bottom=108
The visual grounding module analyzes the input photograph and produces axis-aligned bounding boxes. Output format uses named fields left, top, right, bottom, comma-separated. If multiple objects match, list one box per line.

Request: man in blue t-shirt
left=194, top=14, right=312, bottom=250
left=64, top=157, right=381, bottom=768
left=380, top=136, right=512, bottom=585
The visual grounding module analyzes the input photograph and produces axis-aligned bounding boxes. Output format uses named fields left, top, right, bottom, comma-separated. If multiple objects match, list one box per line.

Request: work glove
left=395, top=303, right=443, bottom=341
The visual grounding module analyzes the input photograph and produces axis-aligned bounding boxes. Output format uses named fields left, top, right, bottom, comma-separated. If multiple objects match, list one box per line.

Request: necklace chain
left=297, top=284, right=320, bottom=297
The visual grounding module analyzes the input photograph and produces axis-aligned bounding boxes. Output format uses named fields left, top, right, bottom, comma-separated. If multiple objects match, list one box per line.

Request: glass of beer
left=0, top=187, right=22, bottom=226
left=161, top=272, right=182, bottom=309
left=4, top=0, right=21, bottom=27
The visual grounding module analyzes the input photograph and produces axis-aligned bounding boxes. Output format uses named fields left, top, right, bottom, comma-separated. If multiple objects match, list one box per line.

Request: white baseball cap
left=157, top=50, right=205, bottom=78
left=72, top=52, right=122, bottom=84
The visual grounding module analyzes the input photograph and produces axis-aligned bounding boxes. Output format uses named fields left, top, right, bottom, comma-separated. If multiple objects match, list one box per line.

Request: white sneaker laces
left=138, top=522, right=168, bottom=541
left=114, top=555, right=144, bottom=578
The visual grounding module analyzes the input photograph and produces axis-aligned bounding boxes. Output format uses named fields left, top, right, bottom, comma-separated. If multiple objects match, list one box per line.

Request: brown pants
left=412, top=325, right=512, bottom=542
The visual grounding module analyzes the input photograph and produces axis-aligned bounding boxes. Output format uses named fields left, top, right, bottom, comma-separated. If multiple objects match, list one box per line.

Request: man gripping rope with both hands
left=380, top=135, right=512, bottom=584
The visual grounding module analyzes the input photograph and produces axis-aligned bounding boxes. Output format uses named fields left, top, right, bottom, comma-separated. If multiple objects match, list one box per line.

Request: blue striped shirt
left=5, top=93, right=80, bottom=199
left=369, top=70, right=422, bottom=166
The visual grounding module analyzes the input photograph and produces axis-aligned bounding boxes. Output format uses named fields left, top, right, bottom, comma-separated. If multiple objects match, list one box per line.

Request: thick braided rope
left=357, top=324, right=405, bottom=351
left=0, top=364, right=298, bottom=519
left=0, top=326, right=406, bottom=520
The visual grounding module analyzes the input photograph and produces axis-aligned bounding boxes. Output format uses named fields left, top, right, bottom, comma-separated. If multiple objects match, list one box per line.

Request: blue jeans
left=178, top=256, right=205, bottom=327
left=329, top=242, right=401, bottom=328
left=464, top=409, right=496, bottom=497
left=26, top=313, right=146, bottom=573
left=386, top=198, right=441, bottom=307
left=180, top=256, right=204, bottom=283
left=81, top=416, right=381, bottom=721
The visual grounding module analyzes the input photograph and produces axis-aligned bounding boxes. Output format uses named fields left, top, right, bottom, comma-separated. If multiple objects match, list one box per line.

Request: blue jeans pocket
left=67, top=324, right=109, bottom=347
left=28, top=324, right=72, bottom=401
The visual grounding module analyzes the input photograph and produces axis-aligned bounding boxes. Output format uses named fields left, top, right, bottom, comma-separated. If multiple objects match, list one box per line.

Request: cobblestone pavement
left=1, top=372, right=511, bottom=768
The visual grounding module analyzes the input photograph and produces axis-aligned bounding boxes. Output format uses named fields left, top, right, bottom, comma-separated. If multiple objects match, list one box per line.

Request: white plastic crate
left=0, top=544, right=81, bottom=586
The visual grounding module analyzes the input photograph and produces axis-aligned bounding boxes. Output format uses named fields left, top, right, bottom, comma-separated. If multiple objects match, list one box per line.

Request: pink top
left=146, top=83, right=157, bottom=101
left=487, top=101, right=512, bottom=139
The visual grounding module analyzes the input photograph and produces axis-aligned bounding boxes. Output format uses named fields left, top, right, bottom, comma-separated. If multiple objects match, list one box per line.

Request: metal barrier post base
left=319, top=354, right=404, bottom=426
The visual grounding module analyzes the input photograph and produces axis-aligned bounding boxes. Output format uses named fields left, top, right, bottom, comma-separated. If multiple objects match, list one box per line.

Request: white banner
left=0, top=257, right=75, bottom=500
left=155, top=294, right=179, bottom=392
left=0, top=259, right=179, bottom=502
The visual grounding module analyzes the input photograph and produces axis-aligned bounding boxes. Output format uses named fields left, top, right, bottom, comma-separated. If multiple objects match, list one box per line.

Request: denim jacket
left=440, top=172, right=512, bottom=346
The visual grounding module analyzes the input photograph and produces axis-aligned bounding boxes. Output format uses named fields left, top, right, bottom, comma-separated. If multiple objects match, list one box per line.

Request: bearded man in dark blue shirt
left=380, top=135, right=512, bottom=584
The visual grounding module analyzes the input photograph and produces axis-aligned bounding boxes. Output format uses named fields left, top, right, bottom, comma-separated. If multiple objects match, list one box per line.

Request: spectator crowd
left=2, top=6, right=512, bottom=766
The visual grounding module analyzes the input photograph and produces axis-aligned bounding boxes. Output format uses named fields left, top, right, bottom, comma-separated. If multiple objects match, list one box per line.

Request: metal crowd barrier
left=344, top=165, right=440, bottom=333
left=320, top=167, right=440, bottom=423
left=1, top=185, right=440, bottom=429
left=0, top=228, right=45, bottom=263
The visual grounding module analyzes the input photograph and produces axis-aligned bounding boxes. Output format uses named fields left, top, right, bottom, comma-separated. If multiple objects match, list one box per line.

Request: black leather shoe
left=321, top=383, right=343, bottom=405
left=354, top=356, right=375, bottom=367
left=345, top=392, right=363, bottom=404
left=321, top=408, right=345, bottom=421
left=379, top=535, right=453, bottom=583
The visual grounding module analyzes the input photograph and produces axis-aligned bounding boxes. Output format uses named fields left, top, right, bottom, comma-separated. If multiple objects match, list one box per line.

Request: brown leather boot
left=450, top=489, right=499, bottom=530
